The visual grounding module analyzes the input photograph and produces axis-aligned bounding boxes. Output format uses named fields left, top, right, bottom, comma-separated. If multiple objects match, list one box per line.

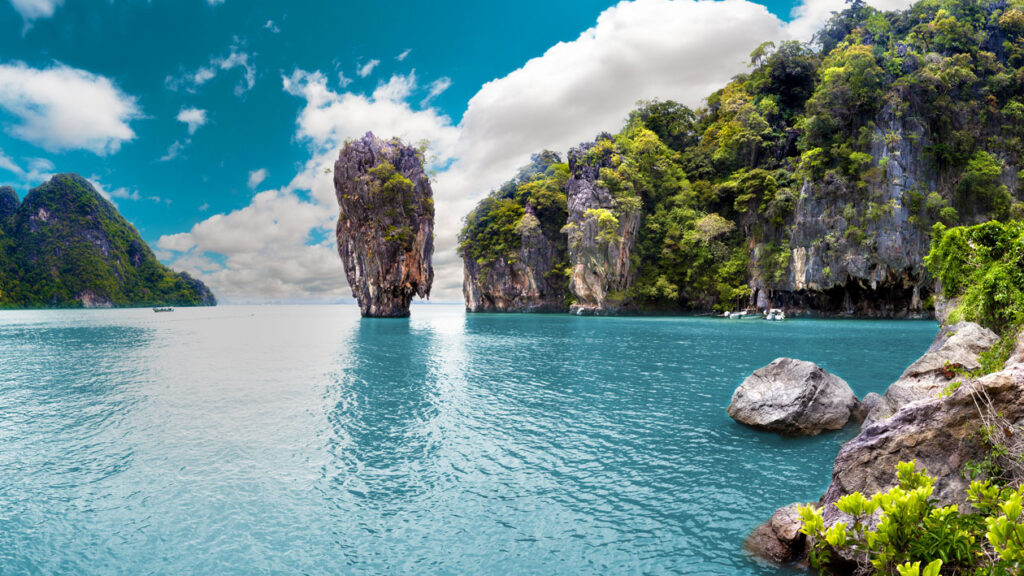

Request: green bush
left=801, top=461, right=1024, bottom=575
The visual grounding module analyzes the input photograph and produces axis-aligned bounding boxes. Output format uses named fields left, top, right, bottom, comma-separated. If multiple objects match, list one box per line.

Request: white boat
left=764, top=308, right=786, bottom=321
left=729, top=309, right=758, bottom=319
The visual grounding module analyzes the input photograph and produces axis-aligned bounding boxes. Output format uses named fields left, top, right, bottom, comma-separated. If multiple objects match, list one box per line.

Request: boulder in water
left=728, top=358, right=861, bottom=436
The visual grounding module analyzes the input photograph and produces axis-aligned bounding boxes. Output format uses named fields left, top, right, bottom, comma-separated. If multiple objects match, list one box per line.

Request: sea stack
left=333, top=132, right=434, bottom=317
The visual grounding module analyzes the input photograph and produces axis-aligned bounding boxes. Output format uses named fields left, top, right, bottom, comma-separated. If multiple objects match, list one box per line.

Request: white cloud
left=0, top=62, right=140, bottom=155
left=158, top=0, right=914, bottom=303
left=338, top=71, right=353, bottom=88
left=396, top=49, right=411, bottom=61
left=0, top=149, right=23, bottom=175
left=264, top=19, right=280, bottom=33
left=166, top=40, right=256, bottom=96
left=8, top=0, right=63, bottom=25
left=89, top=175, right=167, bottom=205
left=248, top=168, right=267, bottom=189
left=357, top=59, right=380, bottom=78
left=160, top=139, right=187, bottom=162
left=421, top=77, right=451, bottom=107
left=176, top=107, right=208, bottom=135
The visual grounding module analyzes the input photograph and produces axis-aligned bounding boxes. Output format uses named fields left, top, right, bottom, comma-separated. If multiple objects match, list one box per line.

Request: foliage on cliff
left=462, top=0, right=1024, bottom=313
left=458, top=151, right=569, bottom=267
left=926, top=219, right=1024, bottom=371
left=0, top=174, right=215, bottom=308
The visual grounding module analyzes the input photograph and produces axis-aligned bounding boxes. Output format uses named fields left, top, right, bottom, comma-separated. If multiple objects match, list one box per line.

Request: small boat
left=153, top=307, right=174, bottom=313
left=729, top=309, right=758, bottom=319
left=764, top=308, right=786, bottom=321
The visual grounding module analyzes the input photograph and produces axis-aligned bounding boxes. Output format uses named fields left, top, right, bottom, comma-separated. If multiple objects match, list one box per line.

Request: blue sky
left=0, top=0, right=908, bottom=302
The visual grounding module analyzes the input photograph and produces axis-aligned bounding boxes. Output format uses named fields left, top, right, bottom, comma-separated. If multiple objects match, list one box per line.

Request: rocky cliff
left=459, top=152, right=569, bottom=312
left=334, top=132, right=434, bottom=317
left=0, top=174, right=215, bottom=308
left=563, top=136, right=642, bottom=315
left=458, top=0, right=1024, bottom=317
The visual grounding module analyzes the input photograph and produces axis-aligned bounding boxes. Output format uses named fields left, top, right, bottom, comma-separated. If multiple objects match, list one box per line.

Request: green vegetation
left=926, top=220, right=1024, bottom=372
left=462, top=0, right=1024, bottom=312
left=0, top=174, right=214, bottom=308
left=801, top=461, right=1024, bottom=575
left=458, top=151, right=569, bottom=267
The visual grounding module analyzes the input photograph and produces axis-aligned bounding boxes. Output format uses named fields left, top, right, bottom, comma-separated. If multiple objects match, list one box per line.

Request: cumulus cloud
left=158, top=0, right=912, bottom=303
left=248, top=168, right=268, bottom=189
left=0, top=62, right=140, bottom=155
left=176, top=107, right=208, bottom=135
left=166, top=40, right=256, bottom=96
left=357, top=59, right=380, bottom=78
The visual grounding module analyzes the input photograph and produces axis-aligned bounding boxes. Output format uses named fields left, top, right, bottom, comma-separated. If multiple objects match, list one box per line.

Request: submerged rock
left=728, top=358, right=861, bottom=436
left=334, top=132, right=434, bottom=317
left=564, top=135, right=641, bottom=315
left=746, top=503, right=808, bottom=564
left=863, top=321, right=998, bottom=426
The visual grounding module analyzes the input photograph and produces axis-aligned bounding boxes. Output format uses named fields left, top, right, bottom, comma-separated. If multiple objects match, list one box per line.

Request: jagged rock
left=463, top=206, right=566, bottom=312
left=564, top=135, right=641, bottom=315
left=728, top=358, right=861, bottom=436
left=821, top=362, right=1024, bottom=529
left=746, top=504, right=809, bottom=564
left=864, top=321, right=999, bottom=426
left=334, top=132, right=434, bottom=317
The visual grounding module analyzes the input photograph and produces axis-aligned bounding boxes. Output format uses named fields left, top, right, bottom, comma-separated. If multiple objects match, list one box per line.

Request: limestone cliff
left=563, top=136, right=641, bottom=315
left=334, top=132, right=434, bottom=317
left=459, top=152, right=569, bottom=313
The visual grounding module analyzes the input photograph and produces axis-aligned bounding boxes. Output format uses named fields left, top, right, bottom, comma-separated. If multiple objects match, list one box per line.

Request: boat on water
left=153, top=307, right=174, bottom=313
left=727, top=309, right=759, bottom=319
left=764, top=308, right=786, bottom=321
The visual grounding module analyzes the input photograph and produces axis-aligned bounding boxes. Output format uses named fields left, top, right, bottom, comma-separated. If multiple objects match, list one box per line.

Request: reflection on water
left=0, top=305, right=936, bottom=575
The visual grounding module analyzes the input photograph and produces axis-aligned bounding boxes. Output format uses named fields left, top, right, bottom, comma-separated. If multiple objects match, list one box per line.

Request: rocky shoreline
left=743, top=317, right=1024, bottom=571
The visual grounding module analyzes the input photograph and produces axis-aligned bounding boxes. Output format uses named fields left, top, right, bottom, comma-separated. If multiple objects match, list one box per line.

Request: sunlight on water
left=0, top=305, right=936, bottom=574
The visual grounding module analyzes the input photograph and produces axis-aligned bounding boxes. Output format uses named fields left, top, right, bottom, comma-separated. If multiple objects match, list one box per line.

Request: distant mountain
left=0, top=174, right=215, bottom=308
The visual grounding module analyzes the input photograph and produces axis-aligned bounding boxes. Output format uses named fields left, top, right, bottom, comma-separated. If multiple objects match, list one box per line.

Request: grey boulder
left=728, top=358, right=861, bottom=436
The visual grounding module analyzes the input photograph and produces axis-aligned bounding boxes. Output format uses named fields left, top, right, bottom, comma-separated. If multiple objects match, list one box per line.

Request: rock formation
left=750, top=328, right=1023, bottom=568
left=463, top=205, right=566, bottom=312
left=728, top=358, right=862, bottom=436
left=0, top=174, right=215, bottom=308
left=863, top=321, right=999, bottom=425
left=745, top=503, right=809, bottom=564
left=334, top=132, right=434, bottom=317
left=460, top=152, right=569, bottom=313
left=564, top=135, right=641, bottom=315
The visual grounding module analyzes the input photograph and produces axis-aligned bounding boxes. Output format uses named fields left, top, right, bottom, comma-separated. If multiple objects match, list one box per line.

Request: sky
left=0, top=0, right=911, bottom=303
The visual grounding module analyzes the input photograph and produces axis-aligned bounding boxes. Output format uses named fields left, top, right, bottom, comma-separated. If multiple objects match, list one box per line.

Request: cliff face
left=334, top=132, right=434, bottom=317
left=463, top=206, right=566, bottom=312
left=0, top=174, right=216, bottom=308
left=459, top=152, right=569, bottom=313
left=750, top=106, right=939, bottom=317
left=0, top=186, right=18, bottom=224
left=564, top=136, right=642, bottom=315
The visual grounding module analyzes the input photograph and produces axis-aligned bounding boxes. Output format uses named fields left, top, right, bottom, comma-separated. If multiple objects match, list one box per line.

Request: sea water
left=0, top=305, right=937, bottom=575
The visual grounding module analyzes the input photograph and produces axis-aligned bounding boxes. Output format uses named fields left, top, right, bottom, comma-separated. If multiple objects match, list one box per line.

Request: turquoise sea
left=0, top=305, right=937, bottom=575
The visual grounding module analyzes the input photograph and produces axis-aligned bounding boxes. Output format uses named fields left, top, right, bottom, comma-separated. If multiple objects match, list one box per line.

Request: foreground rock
left=334, top=132, right=434, bottom=317
left=745, top=503, right=808, bottom=564
left=728, top=358, right=861, bottom=436
left=863, top=321, right=999, bottom=426
left=822, top=361, right=1024, bottom=527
